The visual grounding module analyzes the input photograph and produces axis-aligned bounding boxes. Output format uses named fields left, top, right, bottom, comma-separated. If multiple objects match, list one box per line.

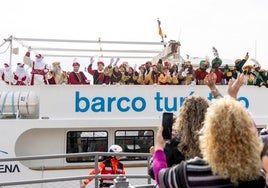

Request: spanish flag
left=157, top=18, right=164, bottom=38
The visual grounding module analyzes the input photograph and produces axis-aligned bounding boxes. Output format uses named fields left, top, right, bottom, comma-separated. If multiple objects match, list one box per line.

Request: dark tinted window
left=115, top=130, right=154, bottom=160
left=66, top=131, right=108, bottom=163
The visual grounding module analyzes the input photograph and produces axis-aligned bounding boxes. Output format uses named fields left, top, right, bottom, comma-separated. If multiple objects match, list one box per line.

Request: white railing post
left=110, top=174, right=134, bottom=188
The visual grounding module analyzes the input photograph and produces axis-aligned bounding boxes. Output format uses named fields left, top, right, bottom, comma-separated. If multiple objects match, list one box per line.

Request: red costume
left=1, top=63, right=13, bottom=85
left=13, top=63, right=30, bottom=85
left=88, top=61, right=109, bottom=85
left=23, top=51, right=49, bottom=85
left=195, top=60, right=209, bottom=85
left=68, top=62, right=90, bottom=85
left=211, top=47, right=225, bottom=84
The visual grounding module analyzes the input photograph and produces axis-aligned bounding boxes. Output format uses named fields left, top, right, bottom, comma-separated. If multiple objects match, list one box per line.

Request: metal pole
left=42, top=54, right=155, bottom=59
left=9, top=35, right=13, bottom=66
left=8, top=35, right=13, bottom=86
left=255, top=40, right=257, bottom=59
left=13, top=37, right=167, bottom=46
left=94, top=155, right=99, bottom=188
left=31, top=47, right=161, bottom=54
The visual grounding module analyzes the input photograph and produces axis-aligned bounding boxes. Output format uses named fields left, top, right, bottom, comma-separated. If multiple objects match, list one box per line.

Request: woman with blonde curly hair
left=199, top=97, right=263, bottom=185
left=153, top=96, right=265, bottom=187
left=173, top=96, right=209, bottom=159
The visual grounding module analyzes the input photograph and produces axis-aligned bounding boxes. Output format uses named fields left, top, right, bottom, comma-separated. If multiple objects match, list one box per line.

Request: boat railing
left=0, top=152, right=154, bottom=188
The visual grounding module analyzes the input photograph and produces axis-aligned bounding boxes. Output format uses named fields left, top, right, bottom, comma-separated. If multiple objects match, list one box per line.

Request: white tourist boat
left=0, top=37, right=267, bottom=188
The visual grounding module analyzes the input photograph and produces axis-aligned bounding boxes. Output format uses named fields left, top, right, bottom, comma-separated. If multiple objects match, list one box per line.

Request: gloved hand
left=109, top=57, right=114, bottom=66
left=90, top=57, right=94, bottom=65
left=133, top=64, right=137, bottom=70
left=181, top=68, right=189, bottom=77
left=166, top=71, right=170, bottom=76
left=172, top=71, right=177, bottom=77
left=28, top=46, right=32, bottom=52
left=114, top=57, right=120, bottom=65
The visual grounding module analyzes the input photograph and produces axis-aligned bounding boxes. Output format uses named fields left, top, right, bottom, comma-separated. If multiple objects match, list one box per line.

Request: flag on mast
left=157, top=18, right=164, bottom=38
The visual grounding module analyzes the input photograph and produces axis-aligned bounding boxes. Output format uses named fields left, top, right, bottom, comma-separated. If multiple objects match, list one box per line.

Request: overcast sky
left=0, top=0, right=267, bottom=71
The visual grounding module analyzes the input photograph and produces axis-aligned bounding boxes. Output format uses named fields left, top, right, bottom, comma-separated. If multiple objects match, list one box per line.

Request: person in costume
left=0, top=63, right=14, bottom=85
left=224, top=52, right=250, bottom=84
left=210, top=47, right=225, bottom=84
left=223, top=64, right=237, bottom=84
left=195, top=58, right=210, bottom=85
left=144, top=61, right=152, bottom=75
left=234, top=52, right=249, bottom=73
left=23, top=47, right=49, bottom=85
left=136, top=64, right=146, bottom=85
left=103, top=57, right=120, bottom=85
left=169, top=63, right=179, bottom=85
left=123, top=66, right=137, bottom=85
left=251, top=59, right=262, bottom=86
left=68, top=62, right=90, bottom=85
left=243, top=65, right=256, bottom=85
left=255, top=69, right=267, bottom=87
left=47, top=62, right=68, bottom=85
left=81, top=145, right=125, bottom=188
left=178, top=60, right=196, bottom=85
left=88, top=57, right=109, bottom=85
left=158, top=65, right=171, bottom=85
left=13, top=63, right=30, bottom=85
left=144, top=64, right=160, bottom=85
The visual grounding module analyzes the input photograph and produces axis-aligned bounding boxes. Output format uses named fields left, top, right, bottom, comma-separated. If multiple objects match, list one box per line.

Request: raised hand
left=90, top=57, right=94, bottom=65
left=114, top=57, right=120, bottom=65
left=109, top=57, right=114, bottom=66
left=133, top=64, right=137, bottom=70
left=181, top=68, right=189, bottom=77
left=227, top=73, right=244, bottom=99
left=204, top=72, right=217, bottom=91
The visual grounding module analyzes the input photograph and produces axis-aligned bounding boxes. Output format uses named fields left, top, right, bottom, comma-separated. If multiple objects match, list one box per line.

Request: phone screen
left=162, top=112, right=173, bottom=140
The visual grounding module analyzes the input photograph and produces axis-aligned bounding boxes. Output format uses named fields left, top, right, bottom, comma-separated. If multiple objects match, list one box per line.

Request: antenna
left=255, top=40, right=257, bottom=59
left=178, top=27, right=182, bottom=41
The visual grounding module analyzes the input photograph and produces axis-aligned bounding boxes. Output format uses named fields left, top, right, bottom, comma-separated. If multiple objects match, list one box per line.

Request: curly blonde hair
left=173, top=96, right=209, bottom=159
left=199, top=97, right=262, bottom=185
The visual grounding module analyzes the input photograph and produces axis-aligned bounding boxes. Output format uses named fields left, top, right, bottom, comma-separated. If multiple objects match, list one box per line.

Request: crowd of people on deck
left=1, top=47, right=268, bottom=87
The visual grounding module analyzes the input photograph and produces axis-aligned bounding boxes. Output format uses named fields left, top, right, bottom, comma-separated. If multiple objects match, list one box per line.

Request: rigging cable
left=0, top=43, right=10, bottom=54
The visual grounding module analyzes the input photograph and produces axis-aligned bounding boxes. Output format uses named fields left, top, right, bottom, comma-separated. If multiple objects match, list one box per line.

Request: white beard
left=53, top=66, right=62, bottom=74
left=3, top=67, right=13, bottom=81
left=15, top=67, right=28, bottom=79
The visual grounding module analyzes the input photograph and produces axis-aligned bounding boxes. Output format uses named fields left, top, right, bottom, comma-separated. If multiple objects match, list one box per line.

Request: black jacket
left=148, top=137, right=185, bottom=179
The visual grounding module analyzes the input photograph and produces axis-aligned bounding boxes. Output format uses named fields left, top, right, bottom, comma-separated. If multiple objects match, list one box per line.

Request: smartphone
left=162, top=112, right=173, bottom=140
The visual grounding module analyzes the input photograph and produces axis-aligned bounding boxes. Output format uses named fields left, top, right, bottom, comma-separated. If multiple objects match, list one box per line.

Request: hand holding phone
left=162, top=112, right=173, bottom=140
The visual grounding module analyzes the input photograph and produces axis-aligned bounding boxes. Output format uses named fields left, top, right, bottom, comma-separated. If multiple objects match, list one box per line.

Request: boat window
left=66, top=131, right=108, bottom=163
left=115, top=130, right=154, bottom=160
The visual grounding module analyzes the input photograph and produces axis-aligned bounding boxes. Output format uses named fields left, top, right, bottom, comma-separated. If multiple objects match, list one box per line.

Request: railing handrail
left=0, top=151, right=151, bottom=162
left=0, top=174, right=151, bottom=186
left=0, top=151, right=153, bottom=188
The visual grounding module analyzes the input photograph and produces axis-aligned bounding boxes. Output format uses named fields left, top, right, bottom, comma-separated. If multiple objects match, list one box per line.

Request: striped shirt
left=153, top=150, right=265, bottom=188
